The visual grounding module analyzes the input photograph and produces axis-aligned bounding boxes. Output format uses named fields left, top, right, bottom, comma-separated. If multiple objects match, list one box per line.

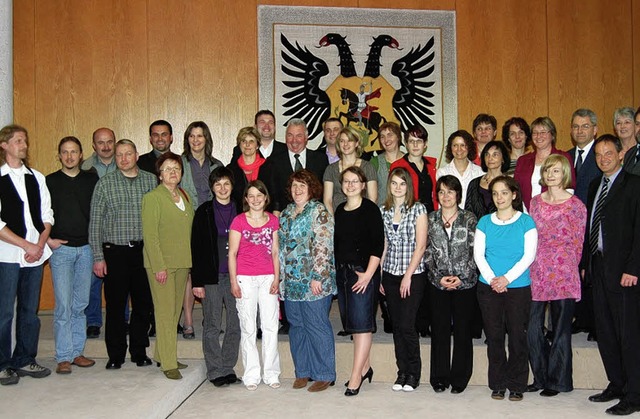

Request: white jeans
left=235, top=274, right=281, bottom=385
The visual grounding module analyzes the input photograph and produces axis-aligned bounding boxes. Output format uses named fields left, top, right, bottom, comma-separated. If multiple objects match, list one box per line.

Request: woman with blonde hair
left=323, top=126, right=377, bottom=214
left=527, top=155, right=586, bottom=397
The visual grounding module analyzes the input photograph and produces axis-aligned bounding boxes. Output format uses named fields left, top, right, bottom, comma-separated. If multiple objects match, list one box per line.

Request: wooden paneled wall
left=12, top=0, right=640, bottom=309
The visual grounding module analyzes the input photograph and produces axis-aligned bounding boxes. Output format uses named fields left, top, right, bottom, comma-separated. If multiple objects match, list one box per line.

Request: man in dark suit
left=315, top=117, right=343, bottom=164
left=568, top=108, right=601, bottom=341
left=581, top=134, right=640, bottom=416
left=622, top=106, right=640, bottom=176
left=138, top=120, right=173, bottom=175
left=270, top=118, right=329, bottom=214
left=231, top=110, right=287, bottom=161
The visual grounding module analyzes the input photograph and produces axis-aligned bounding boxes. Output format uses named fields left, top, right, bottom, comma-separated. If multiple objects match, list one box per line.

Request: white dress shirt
left=0, top=163, right=54, bottom=267
left=436, top=160, right=485, bottom=207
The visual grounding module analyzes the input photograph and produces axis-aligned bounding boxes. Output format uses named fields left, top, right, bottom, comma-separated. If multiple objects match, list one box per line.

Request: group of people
left=1, top=105, right=640, bottom=414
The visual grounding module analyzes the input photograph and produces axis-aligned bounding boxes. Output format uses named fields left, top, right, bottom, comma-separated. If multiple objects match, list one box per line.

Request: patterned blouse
left=278, top=200, right=337, bottom=302
left=425, top=209, right=478, bottom=290
left=529, top=194, right=586, bottom=301
left=381, top=202, right=427, bottom=276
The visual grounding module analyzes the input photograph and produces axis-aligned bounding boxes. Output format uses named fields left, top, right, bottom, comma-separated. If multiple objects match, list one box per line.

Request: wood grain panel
left=147, top=0, right=261, bottom=164
left=31, top=0, right=149, bottom=176
left=12, top=0, right=36, bottom=132
left=358, top=0, right=454, bottom=10
left=548, top=0, right=635, bottom=150
left=22, top=0, right=148, bottom=309
left=633, top=0, right=640, bottom=105
left=456, top=0, right=548, bottom=136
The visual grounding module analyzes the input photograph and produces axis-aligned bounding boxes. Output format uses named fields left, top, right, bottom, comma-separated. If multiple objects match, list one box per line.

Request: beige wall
left=13, top=0, right=639, bottom=308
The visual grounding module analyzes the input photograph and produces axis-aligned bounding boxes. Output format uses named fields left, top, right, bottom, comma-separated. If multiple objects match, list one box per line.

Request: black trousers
left=477, top=282, right=531, bottom=392
left=591, top=253, right=640, bottom=404
left=383, top=271, right=425, bottom=379
left=573, top=281, right=594, bottom=332
left=429, top=284, right=476, bottom=389
left=103, top=243, right=152, bottom=361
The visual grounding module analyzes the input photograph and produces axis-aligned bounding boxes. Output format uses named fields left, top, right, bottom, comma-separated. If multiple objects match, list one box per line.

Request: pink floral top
left=529, top=194, right=586, bottom=301
left=230, top=212, right=279, bottom=276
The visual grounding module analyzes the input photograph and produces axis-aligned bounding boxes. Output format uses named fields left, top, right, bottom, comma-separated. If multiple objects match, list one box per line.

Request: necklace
left=496, top=210, right=516, bottom=223
left=442, top=210, right=458, bottom=228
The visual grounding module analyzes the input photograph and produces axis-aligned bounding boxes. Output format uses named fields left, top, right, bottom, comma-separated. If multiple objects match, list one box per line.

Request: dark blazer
left=138, top=151, right=160, bottom=176
left=581, top=170, right=640, bottom=292
left=227, top=157, right=275, bottom=212
left=270, top=148, right=329, bottom=211
left=513, top=147, right=575, bottom=210
left=231, top=140, right=288, bottom=161
left=190, top=200, right=220, bottom=287
left=569, top=145, right=601, bottom=204
left=623, top=144, right=640, bottom=176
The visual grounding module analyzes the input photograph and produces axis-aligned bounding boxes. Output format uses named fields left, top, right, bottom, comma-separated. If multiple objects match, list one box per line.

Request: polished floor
left=4, top=305, right=612, bottom=419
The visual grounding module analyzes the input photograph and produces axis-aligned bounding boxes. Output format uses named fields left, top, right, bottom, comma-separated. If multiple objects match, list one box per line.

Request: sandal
left=182, top=326, right=195, bottom=340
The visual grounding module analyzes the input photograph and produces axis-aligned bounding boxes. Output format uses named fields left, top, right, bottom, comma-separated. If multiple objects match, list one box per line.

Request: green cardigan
left=142, top=184, right=194, bottom=273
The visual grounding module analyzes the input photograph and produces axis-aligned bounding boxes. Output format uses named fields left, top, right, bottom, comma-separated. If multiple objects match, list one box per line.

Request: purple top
left=214, top=200, right=236, bottom=274
left=230, top=212, right=279, bottom=276
left=529, top=194, right=586, bottom=301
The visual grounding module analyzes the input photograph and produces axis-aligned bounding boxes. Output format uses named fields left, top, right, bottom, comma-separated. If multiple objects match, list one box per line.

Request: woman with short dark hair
left=426, top=175, right=478, bottom=394
left=465, top=140, right=512, bottom=219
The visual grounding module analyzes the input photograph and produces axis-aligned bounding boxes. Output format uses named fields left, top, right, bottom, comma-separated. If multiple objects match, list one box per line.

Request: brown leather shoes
left=293, top=377, right=310, bottom=389
left=56, top=362, right=72, bottom=374
left=308, top=380, right=335, bottom=392
left=72, top=356, right=96, bottom=368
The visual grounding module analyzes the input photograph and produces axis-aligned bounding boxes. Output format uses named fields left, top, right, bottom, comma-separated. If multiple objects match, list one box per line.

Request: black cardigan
left=190, top=200, right=220, bottom=287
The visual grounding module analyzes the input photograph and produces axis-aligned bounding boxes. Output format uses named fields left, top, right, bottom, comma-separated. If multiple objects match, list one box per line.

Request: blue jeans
left=85, top=273, right=103, bottom=327
left=285, top=296, right=336, bottom=382
left=528, top=299, right=575, bottom=392
left=0, top=262, right=44, bottom=370
left=50, top=245, right=93, bottom=362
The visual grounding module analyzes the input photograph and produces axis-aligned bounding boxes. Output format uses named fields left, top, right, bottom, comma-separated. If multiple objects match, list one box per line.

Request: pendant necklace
left=442, top=210, right=458, bottom=228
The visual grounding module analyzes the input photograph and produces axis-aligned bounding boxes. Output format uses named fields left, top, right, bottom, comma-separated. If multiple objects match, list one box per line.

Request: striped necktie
left=589, top=177, right=609, bottom=254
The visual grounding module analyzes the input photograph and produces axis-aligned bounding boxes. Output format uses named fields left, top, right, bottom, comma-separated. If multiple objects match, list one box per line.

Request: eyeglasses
left=571, top=124, right=592, bottom=131
left=531, top=130, right=550, bottom=137
left=161, top=167, right=180, bottom=173
left=407, top=139, right=425, bottom=145
left=342, top=180, right=362, bottom=186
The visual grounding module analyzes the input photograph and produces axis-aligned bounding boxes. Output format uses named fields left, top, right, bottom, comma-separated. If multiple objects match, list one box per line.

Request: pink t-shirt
left=230, top=212, right=279, bottom=276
